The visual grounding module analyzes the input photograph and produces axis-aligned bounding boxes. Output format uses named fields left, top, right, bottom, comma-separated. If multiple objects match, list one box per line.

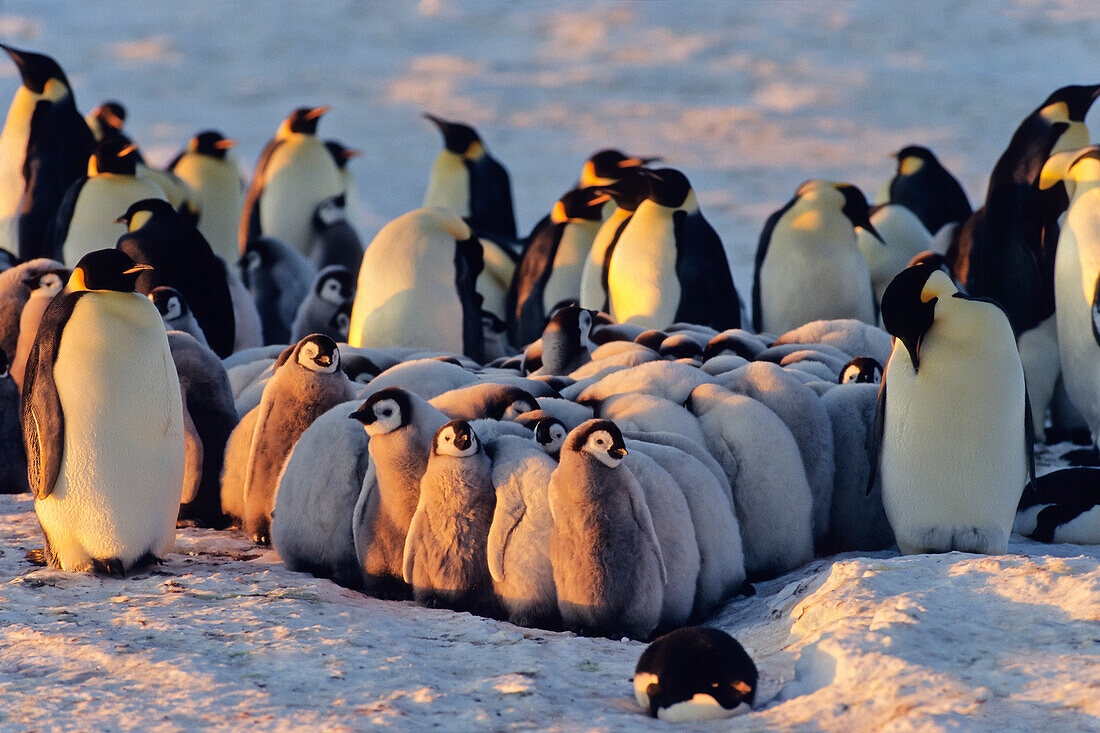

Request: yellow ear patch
left=550, top=200, right=569, bottom=224
left=789, top=209, right=824, bottom=232
left=466, top=140, right=485, bottom=161
left=920, top=269, right=956, bottom=302
left=68, top=268, right=87, bottom=292
left=1039, top=101, right=1070, bottom=124
left=899, top=156, right=924, bottom=176
left=1039, top=150, right=1077, bottom=190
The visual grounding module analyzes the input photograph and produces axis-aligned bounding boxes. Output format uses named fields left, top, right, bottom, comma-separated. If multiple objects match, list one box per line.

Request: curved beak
left=349, top=405, right=375, bottom=425
left=214, top=138, right=237, bottom=150
left=306, top=105, right=330, bottom=120
left=123, top=264, right=153, bottom=275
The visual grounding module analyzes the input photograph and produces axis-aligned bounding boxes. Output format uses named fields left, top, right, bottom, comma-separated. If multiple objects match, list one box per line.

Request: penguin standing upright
left=349, top=207, right=484, bottom=361
left=239, top=236, right=316, bottom=346
left=873, top=264, right=1033, bottom=555
left=422, top=114, right=516, bottom=240
left=307, top=193, right=363, bottom=274
left=508, top=188, right=604, bottom=346
left=0, top=45, right=95, bottom=260
left=606, top=168, right=741, bottom=332
left=240, top=106, right=342, bottom=256
left=884, top=146, right=971, bottom=236
left=168, top=130, right=244, bottom=265
left=579, top=171, right=650, bottom=312
left=11, top=269, right=65, bottom=390
left=324, top=140, right=362, bottom=227
left=85, top=100, right=126, bottom=143
left=22, top=249, right=185, bottom=573
left=50, top=140, right=167, bottom=265
left=753, top=179, right=880, bottom=335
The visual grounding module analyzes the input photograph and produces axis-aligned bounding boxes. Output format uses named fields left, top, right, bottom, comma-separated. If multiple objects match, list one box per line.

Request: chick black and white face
left=502, top=398, right=537, bottom=421
left=37, top=272, right=64, bottom=296
left=297, top=338, right=339, bottom=374
left=366, top=398, right=403, bottom=436
left=330, top=308, right=351, bottom=339
left=434, top=421, right=479, bottom=457
left=161, top=294, right=183, bottom=321
left=582, top=429, right=627, bottom=468
left=534, top=419, right=567, bottom=454
left=839, top=357, right=882, bottom=385
left=319, top=276, right=346, bottom=305
left=243, top=250, right=263, bottom=272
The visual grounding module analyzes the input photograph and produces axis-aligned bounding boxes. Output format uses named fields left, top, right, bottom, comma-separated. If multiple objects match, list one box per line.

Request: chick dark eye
left=382, top=409, right=392, bottom=417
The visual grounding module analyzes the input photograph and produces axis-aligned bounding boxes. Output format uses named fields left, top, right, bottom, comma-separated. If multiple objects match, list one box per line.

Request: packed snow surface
left=1, top=1, right=1100, bottom=730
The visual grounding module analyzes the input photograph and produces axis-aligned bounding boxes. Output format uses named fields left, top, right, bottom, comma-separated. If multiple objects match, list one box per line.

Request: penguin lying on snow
left=1014, top=468, right=1100, bottom=544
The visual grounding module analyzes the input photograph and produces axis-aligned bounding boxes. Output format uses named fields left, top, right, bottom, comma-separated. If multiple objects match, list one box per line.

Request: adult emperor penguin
left=422, top=113, right=516, bottom=240
left=349, top=207, right=484, bottom=362
left=240, top=106, right=342, bottom=256
left=873, top=263, right=1034, bottom=555
left=85, top=100, right=126, bottom=143
left=606, top=168, right=741, bottom=332
left=508, top=188, right=604, bottom=346
left=116, top=198, right=238, bottom=358
left=579, top=170, right=650, bottom=312
left=884, top=146, right=971, bottom=236
left=324, top=140, right=362, bottom=228
left=168, top=130, right=245, bottom=265
left=21, top=249, right=185, bottom=573
left=754, top=179, right=880, bottom=335
left=50, top=139, right=166, bottom=265
left=0, top=45, right=95, bottom=260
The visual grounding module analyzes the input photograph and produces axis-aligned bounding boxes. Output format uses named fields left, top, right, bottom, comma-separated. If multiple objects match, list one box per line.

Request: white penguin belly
left=34, top=293, right=185, bottom=569
left=542, top=220, right=600, bottom=313
left=608, top=203, right=679, bottom=329
left=260, top=137, right=342, bottom=256
left=423, top=151, right=469, bottom=217
left=1055, top=200, right=1100, bottom=439
left=0, top=87, right=37, bottom=248
left=580, top=208, right=629, bottom=310
left=173, top=155, right=243, bottom=264
left=62, top=176, right=167, bottom=265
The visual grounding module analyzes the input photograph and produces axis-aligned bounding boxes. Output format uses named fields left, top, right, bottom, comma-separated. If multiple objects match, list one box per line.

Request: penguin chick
left=428, top=382, right=538, bottom=422
left=634, top=627, right=757, bottom=722
left=11, top=269, right=65, bottom=390
left=0, top=348, right=28, bottom=493
left=549, top=419, right=667, bottom=640
left=239, top=235, right=316, bottom=345
left=402, top=420, right=499, bottom=616
left=531, top=305, right=597, bottom=376
left=148, top=287, right=208, bottom=348
left=242, top=334, right=355, bottom=544
left=1014, top=467, right=1100, bottom=544
left=290, top=265, right=354, bottom=343
left=364, top=357, right=478, bottom=400
left=531, top=416, right=568, bottom=458
left=772, top=318, right=893, bottom=365
left=308, top=193, right=363, bottom=274
left=839, top=357, right=883, bottom=385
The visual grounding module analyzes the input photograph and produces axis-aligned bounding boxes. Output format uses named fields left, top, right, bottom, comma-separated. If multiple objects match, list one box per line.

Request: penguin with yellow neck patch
left=885, top=145, right=971, bottom=236
left=422, top=113, right=516, bottom=240
left=22, top=249, right=185, bottom=574
left=168, top=130, right=245, bottom=265
left=0, top=45, right=95, bottom=261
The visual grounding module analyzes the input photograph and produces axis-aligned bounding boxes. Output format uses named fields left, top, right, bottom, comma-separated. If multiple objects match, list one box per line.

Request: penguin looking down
left=885, top=146, right=971, bottom=236
left=422, top=113, right=516, bottom=240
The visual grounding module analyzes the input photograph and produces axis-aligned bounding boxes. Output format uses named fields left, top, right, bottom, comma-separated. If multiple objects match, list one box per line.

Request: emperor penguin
left=883, top=146, right=971, bottom=236
left=324, top=140, right=362, bottom=228
left=349, top=207, right=484, bottom=362
left=0, top=257, right=68, bottom=358
left=239, top=236, right=316, bottom=346
left=874, top=263, right=1034, bottom=555
left=290, top=265, right=354, bottom=343
left=50, top=139, right=166, bottom=265
left=167, top=130, right=245, bottom=265
left=85, top=100, right=126, bottom=143
left=579, top=170, right=650, bottom=311
left=11, top=269, right=65, bottom=390
left=530, top=305, right=597, bottom=376
left=606, top=168, right=741, bottom=332
left=579, top=149, right=658, bottom=190
left=21, top=249, right=184, bottom=573
left=422, top=113, right=516, bottom=240
left=508, top=189, right=604, bottom=346
left=753, top=179, right=880, bottom=335
left=148, top=287, right=208, bottom=348
left=856, top=203, right=934, bottom=307
left=307, top=193, right=363, bottom=274
left=0, top=45, right=95, bottom=260
left=239, top=106, right=342, bottom=256
left=349, top=387, right=448, bottom=596
left=116, top=198, right=238, bottom=358
left=402, top=420, right=499, bottom=615
left=241, top=334, right=355, bottom=543
left=1014, top=467, right=1100, bottom=544
left=0, top=348, right=28, bottom=493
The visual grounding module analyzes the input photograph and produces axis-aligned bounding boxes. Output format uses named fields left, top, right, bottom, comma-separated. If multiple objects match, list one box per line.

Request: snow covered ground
left=2, top=1, right=1100, bottom=730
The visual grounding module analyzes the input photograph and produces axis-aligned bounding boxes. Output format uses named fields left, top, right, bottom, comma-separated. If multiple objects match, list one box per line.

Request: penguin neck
left=781, top=201, right=858, bottom=251
left=424, top=150, right=470, bottom=217
left=1052, top=120, right=1090, bottom=155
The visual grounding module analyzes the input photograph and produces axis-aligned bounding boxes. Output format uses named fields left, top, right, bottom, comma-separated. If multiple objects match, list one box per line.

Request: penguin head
left=87, top=101, right=127, bottom=140
left=590, top=170, right=651, bottom=213
left=580, top=149, right=660, bottom=188
left=659, top=334, right=703, bottom=361
left=570, top=419, right=628, bottom=468
left=702, top=331, right=757, bottom=362
left=312, top=194, right=349, bottom=230
left=294, top=334, right=340, bottom=374
left=279, top=106, right=329, bottom=136
left=836, top=183, right=883, bottom=243
left=1040, top=84, right=1100, bottom=123
left=0, top=44, right=69, bottom=95
left=839, top=356, right=883, bottom=385
left=544, top=305, right=598, bottom=352
left=349, top=387, right=413, bottom=436
left=190, top=130, right=236, bottom=159
left=68, top=250, right=152, bottom=293
left=433, top=420, right=480, bottom=457
left=642, top=168, right=696, bottom=211
left=116, top=198, right=176, bottom=232
left=533, top=417, right=567, bottom=456
left=30, top=271, right=66, bottom=297
left=329, top=302, right=352, bottom=341
left=892, top=145, right=937, bottom=177
left=314, top=266, right=355, bottom=305
left=906, top=250, right=956, bottom=281
left=551, top=189, right=605, bottom=224
left=325, top=140, right=361, bottom=170
left=89, top=139, right=141, bottom=176
left=148, top=286, right=188, bottom=322
left=490, top=386, right=539, bottom=421
left=423, top=113, right=484, bottom=159
left=881, top=263, right=956, bottom=372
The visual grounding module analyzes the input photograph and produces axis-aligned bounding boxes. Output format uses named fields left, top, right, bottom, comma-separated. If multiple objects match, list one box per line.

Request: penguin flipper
left=867, top=376, right=887, bottom=496
left=455, top=235, right=485, bottom=362
left=239, top=138, right=282, bottom=253
left=752, top=194, right=798, bottom=333
left=1024, top=389, right=1036, bottom=490
left=673, top=211, right=741, bottom=330
left=1090, top=271, right=1100, bottom=349
left=486, top=489, right=526, bottom=583
left=401, top=506, right=426, bottom=585
left=20, top=293, right=85, bottom=499
left=626, top=474, right=667, bottom=586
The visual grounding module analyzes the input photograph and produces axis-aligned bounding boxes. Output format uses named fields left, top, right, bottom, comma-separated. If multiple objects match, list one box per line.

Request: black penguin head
left=148, top=286, right=189, bottom=322
left=880, top=263, right=956, bottom=372
left=642, top=168, right=694, bottom=209
left=569, top=419, right=628, bottom=468
left=581, top=149, right=661, bottom=187
left=1040, top=84, right=1100, bottom=122
left=835, top=183, right=883, bottom=242
left=892, top=145, right=938, bottom=177
left=190, top=130, right=236, bottom=159
left=702, top=331, right=757, bottom=362
left=634, top=329, right=668, bottom=351
left=281, top=106, right=329, bottom=136
left=839, top=356, right=883, bottom=385
left=533, top=417, right=568, bottom=455
left=115, top=198, right=176, bottom=231
left=311, top=193, right=349, bottom=230
left=350, top=387, right=414, bottom=436
left=659, top=334, right=704, bottom=361
left=294, top=334, right=340, bottom=374
left=544, top=305, right=597, bottom=351
left=486, top=386, right=538, bottom=421
left=551, top=189, right=605, bottom=224
left=313, top=266, right=355, bottom=304
left=89, top=101, right=126, bottom=136
left=329, top=302, right=352, bottom=340
left=907, top=249, right=955, bottom=279
left=634, top=627, right=758, bottom=721
left=1, top=44, right=69, bottom=95
left=324, top=140, right=361, bottom=170
left=433, top=419, right=480, bottom=457
left=89, top=139, right=140, bottom=176
left=423, top=113, right=483, bottom=158
left=69, top=249, right=152, bottom=293
left=590, top=169, right=651, bottom=213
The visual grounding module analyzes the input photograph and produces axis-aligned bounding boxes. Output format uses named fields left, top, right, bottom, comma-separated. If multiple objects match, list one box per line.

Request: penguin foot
left=1063, top=447, right=1100, bottom=467
left=251, top=533, right=270, bottom=546
left=94, top=558, right=127, bottom=577
left=24, top=548, right=48, bottom=566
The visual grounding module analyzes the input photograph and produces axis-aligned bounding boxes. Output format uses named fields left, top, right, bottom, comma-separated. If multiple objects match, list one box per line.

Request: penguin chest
left=423, top=151, right=470, bottom=217
left=0, top=86, right=37, bottom=222
left=35, top=293, right=185, bottom=566
left=580, top=209, right=630, bottom=309
left=62, top=177, right=167, bottom=265
left=1054, top=193, right=1100, bottom=430
left=173, top=155, right=244, bottom=262
left=260, top=137, right=342, bottom=255
left=542, top=220, right=601, bottom=312
left=608, top=204, right=679, bottom=328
